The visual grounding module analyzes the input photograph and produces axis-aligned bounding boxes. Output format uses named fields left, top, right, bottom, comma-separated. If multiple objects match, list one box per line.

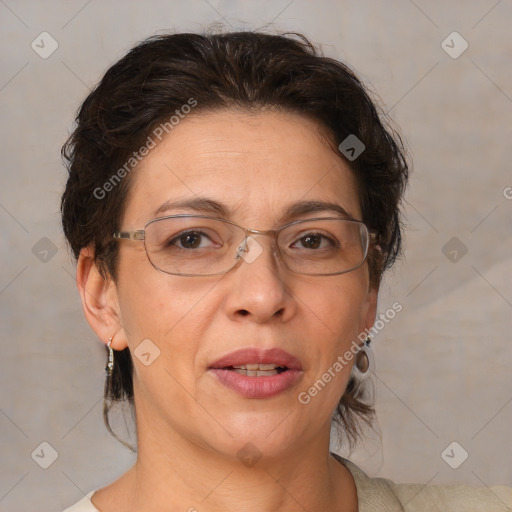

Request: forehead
left=123, top=109, right=361, bottom=226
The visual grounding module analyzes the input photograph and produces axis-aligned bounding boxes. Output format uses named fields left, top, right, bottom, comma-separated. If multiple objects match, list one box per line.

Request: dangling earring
left=349, top=336, right=374, bottom=398
left=352, top=336, right=373, bottom=378
left=106, top=335, right=114, bottom=376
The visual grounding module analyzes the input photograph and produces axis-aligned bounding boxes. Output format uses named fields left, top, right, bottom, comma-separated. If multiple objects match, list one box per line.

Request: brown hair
left=61, top=29, right=409, bottom=450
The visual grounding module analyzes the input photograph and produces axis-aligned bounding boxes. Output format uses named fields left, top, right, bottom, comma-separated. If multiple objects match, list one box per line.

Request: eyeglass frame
left=112, top=213, right=373, bottom=277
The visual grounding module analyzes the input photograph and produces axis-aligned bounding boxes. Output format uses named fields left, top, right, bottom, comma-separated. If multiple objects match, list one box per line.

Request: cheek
left=116, top=259, right=222, bottom=378
left=117, top=248, right=204, bottom=334
left=117, top=280, right=206, bottom=410
left=303, top=272, right=369, bottom=340
left=296, top=278, right=368, bottom=413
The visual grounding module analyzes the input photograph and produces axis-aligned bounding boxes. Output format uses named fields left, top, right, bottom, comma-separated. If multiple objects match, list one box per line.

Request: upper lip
left=209, top=348, right=303, bottom=370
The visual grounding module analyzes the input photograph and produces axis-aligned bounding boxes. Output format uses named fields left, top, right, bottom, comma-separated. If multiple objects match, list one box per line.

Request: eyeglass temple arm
left=113, top=230, right=145, bottom=240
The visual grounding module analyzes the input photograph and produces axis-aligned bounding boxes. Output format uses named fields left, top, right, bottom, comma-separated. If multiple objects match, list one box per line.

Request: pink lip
left=209, top=347, right=303, bottom=370
left=208, top=348, right=303, bottom=399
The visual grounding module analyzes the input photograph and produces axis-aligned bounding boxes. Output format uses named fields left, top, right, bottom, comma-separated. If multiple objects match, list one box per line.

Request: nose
left=223, top=235, right=297, bottom=323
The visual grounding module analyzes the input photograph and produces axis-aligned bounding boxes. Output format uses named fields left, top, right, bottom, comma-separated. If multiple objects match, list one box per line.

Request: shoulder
left=332, top=452, right=512, bottom=512
left=62, top=491, right=99, bottom=512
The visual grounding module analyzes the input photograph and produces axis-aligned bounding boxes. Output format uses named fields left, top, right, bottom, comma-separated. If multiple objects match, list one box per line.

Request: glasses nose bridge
left=238, top=226, right=281, bottom=261
left=243, top=226, right=281, bottom=248
left=244, top=226, right=278, bottom=238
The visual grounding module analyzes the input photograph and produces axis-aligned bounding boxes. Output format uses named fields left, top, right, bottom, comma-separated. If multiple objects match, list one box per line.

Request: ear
left=76, top=247, right=128, bottom=351
left=361, top=285, right=378, bottom=335
left=361, top=240, right=381, bottom=333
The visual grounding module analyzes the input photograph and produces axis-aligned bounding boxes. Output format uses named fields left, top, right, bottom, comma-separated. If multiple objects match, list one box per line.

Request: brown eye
left=168, top=230, right=215, bottom=250
left=292, top=233, right=336, bottom=250
left=179, top=232, right=202, bottom=248
left=299, top=234, right=322, bottom=249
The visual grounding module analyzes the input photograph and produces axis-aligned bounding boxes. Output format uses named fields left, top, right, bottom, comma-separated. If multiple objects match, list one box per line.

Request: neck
left=93, top=416, right=358, bottom=512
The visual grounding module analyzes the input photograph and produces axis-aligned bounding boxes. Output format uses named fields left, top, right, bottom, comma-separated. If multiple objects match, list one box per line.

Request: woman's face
left=110, top=109, right=377, bottom=460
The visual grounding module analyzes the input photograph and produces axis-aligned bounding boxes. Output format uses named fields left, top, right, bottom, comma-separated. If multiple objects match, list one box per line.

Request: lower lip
left=209, top=369, right=303, bottom=398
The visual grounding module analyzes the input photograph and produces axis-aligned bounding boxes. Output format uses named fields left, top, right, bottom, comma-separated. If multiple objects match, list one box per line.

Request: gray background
left=1, top=1, right=511, bottom=510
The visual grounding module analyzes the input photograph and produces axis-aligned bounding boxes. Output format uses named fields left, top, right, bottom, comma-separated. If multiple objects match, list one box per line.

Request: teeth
left=259, top=363, right=280, bottom=371
left=233, top=369, right=280, bottom=377
left=231, top=363, right=283, bottom=371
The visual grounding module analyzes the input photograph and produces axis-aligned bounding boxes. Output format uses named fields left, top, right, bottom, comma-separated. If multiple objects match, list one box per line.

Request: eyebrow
left=153, top=197, right=356, bottom=222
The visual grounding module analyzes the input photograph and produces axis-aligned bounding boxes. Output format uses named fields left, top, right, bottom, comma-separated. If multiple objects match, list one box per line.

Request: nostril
left=238, top=309, right=250, bottom=316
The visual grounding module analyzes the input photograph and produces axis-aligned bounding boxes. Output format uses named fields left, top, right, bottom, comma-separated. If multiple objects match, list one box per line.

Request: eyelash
left=167, top=230, right=338, bottom=250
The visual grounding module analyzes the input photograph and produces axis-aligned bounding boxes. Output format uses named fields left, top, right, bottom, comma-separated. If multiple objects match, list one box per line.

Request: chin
left=203, top=409, right=303, bottom=461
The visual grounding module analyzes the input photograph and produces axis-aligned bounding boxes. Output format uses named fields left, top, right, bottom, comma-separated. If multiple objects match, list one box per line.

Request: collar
left=331, top=452, right=405, bottom=511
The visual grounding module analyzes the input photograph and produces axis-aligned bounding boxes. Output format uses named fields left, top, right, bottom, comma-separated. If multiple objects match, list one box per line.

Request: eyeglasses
left=113, top=214, right=370, bottom=277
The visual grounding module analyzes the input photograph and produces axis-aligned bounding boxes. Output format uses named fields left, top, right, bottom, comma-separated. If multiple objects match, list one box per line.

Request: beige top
left=63, top=453, right=512, bottom=511
left=332, top=453, right=512, bottom=511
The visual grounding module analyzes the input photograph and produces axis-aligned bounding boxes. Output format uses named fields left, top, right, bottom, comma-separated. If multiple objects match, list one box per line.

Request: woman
left=61, top=30, right=511, bottom=511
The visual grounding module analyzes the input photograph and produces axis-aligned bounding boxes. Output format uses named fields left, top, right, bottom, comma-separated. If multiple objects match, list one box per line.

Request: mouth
left=208, top=348, right=303, bottom=398
left=222, top=363, right=289, bottom=377
left=209, top=347, right=302, bottom=372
